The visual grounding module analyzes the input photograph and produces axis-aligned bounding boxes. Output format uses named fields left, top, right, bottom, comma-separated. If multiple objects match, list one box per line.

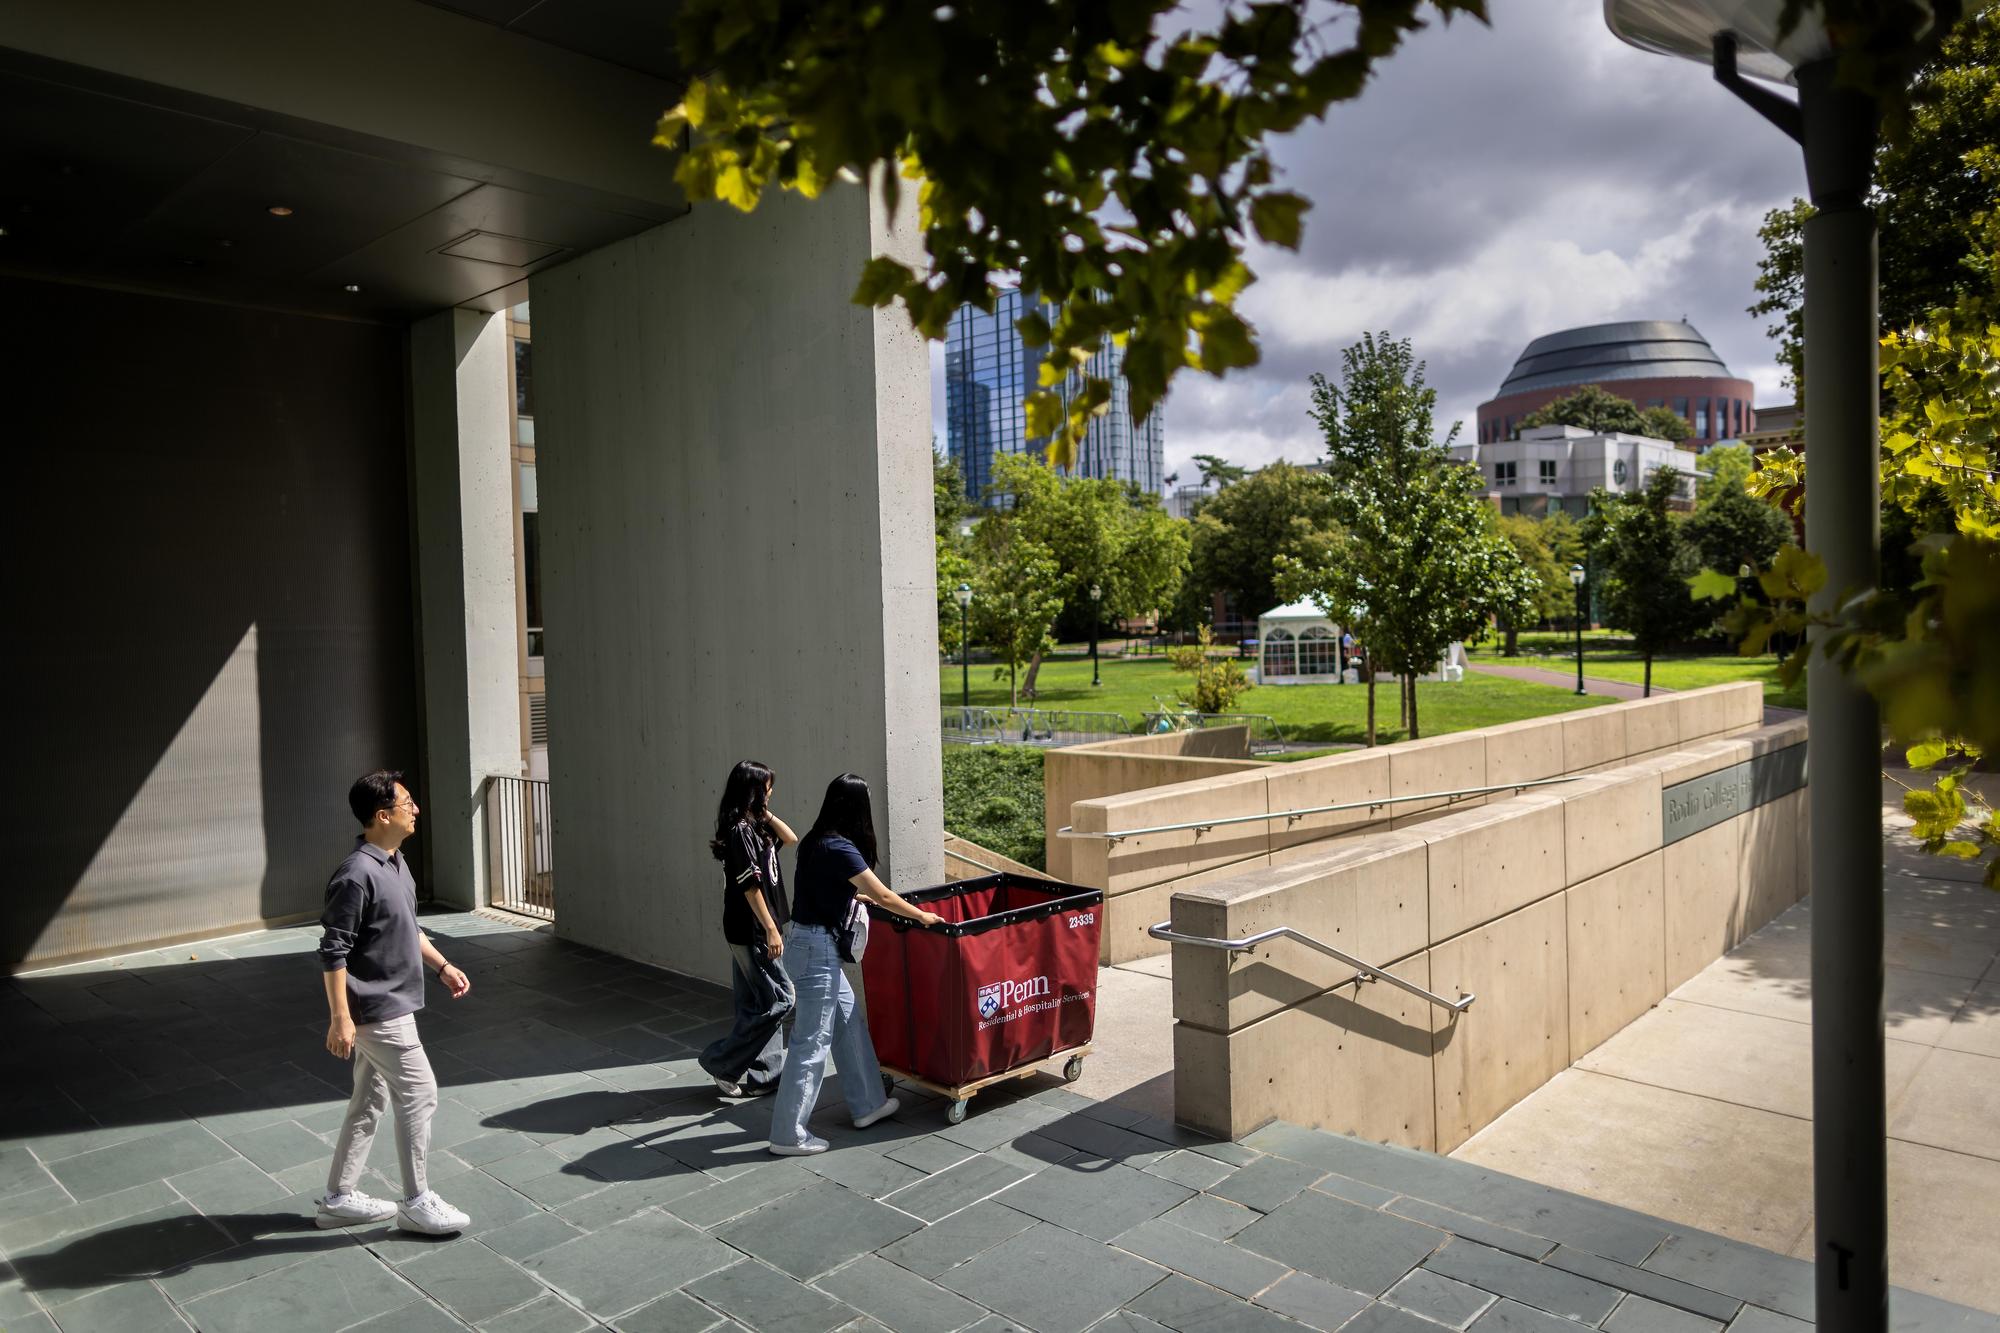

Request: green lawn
left=940, top=655, right=1607, bottom=746
left=1467, top=633, right=1804, bottom=709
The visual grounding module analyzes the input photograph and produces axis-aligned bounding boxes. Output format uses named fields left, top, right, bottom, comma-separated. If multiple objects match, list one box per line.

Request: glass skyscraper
left=945, top=288, right=1165, bottom=505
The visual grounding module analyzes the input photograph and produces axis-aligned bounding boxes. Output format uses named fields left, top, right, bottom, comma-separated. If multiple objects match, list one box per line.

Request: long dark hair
left=806, top=772, right=877, bottom=868
left=710, top=760, right=774, bottom=861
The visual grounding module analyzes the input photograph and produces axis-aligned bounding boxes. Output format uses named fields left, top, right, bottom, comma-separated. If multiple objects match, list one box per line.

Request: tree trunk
left=1021, top=650, right=1044, bottom=700
left=1009, top=660, right=1018, bottom=708
left=1397, top=674, right=1408, bottom=731
left=1365, top=654, right=1377, bottom=747
left=1643, top=652, right=1652, bottom=698
left=1409, top=677, right=1421, bottom=740
left=1504, top=623, right=1519, bottom=657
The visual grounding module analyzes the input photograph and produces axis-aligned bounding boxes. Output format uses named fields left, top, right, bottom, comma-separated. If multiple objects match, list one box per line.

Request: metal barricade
left=485, top=776, right=554, bottom=920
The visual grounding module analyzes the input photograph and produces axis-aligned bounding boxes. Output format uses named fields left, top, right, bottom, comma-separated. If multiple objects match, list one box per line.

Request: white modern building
left=1449, top=423, right=1699, bottom=517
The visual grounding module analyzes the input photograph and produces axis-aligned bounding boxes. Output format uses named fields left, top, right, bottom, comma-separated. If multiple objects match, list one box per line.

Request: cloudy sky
left=929, top=0, right=1809, bottom=481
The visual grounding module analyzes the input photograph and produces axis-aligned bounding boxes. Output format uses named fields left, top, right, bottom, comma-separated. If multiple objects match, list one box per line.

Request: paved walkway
left=1454, top=802, right=2000, bottom=1316
left=7, top=915, right=1998, bottom=1333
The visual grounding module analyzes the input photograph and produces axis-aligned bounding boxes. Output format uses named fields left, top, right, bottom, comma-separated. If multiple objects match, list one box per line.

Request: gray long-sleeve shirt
left=318, top=837, right=426, bottom=1025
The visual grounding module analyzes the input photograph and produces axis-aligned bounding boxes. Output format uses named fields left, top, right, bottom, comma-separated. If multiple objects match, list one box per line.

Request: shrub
left=1166, top=626, right=1253, bottom=714
left=941, top=745, right=1045, bottom=870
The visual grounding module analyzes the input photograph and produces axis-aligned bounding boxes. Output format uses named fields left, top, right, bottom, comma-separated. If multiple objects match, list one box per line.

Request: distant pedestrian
left=766, top=774, right=944, bottom=1155
left=315, top=771, right=472, bottom=1235
left=1340, top=629, right=1355, bottom=677
left=700, top=760, right=798, bottom=1097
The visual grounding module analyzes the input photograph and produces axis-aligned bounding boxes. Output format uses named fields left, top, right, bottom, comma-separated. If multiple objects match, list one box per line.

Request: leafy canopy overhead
left=656, top=0, right=1489, bottom=465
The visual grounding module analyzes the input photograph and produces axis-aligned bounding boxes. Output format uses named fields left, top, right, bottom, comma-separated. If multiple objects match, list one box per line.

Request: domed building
left=1475, top=320, right=1756, bottom=450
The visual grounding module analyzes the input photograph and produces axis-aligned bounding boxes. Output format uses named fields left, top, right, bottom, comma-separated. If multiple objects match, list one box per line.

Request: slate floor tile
left=1424, top=1240, right=1622, bottom=1325
left=523, top=1209, right=737, bottom=1319
left=1113, top=1219, right=1292, bottom=1301
left=716, top=1181, right=922, bottom=1280
left=1307, top=1174, right=1399, bottom=1210
left=884, top=1137, right=978, bottom=1175
left=0, top=1184, right=76, bottom=1231
left=179, top=1243, right=415, bottom=1333
left=1384, top=1268, right=1497, bottom=1330
left=1158, top=1196, right=1259, bottom=1242
left=1543, top=1247, right=1741, bottom=1322
left=1385, top=1199, right=1553, bottom=1263
left=31, top=1278, right=182, bottom=1333
left=1208, top=1157, right=1325, bottom=1215
left=1233, top=1190, right=1444, bottom=1298
left=688, top=1259, right=856, bottom=1333
left=1144, top=1152, right=1238, bottom=1194
left=480, top=1211, right=590, bottom=1262
left=168, top=1157, right=290, bottom=1214
left=555, top=1171, right=713, bottom=1231
left=481, top=1292, right=598, bottom=1333
left=424, top=1167, right=540, bottom=1236
left=997, top=1161, right=1193, bottom=1242
left=1724, top=1308, right=1812, bottom=1333
left=669, top=1160, right=818, bottom=1229
left=346, top=1299, right=476, bottom=1332
left=401, top=1238, right=551, bottom=1324
left=882, top=1155, right=1033, bottom=1223
left=224, top=1120, right=330, bottom=1173
left=8, top=1202, right=236, bottom=1302
left=1642, top=1237, right=1814, bottom=1323
left=0, top=1311, right=55, bottom=1333
left=1252, top=1273, right=1372, bottom=1332
left=962, top=1317, right=1039, bottom=1333
left=805, top=1150, right=928, bottom=1200
left=1466, top=1298, right=1584, bottom=1333
left=1342, top=1301, right=1458, bottom=1333
left=1606, top=1295, right=1726, bottom=1333
left=611, top=1289, right=728, bottom=1332
left=1125, top=1273, right=1309, bottom=1332
left=938, top=1222, right=1167, bottom=1333
left=875, top=1201, right=1040, bottom=1280
left=813, top=1252, right=989, bottom=1333
left=44, top=1123, right=235, bottom=1202
left=155, top=1226, right=353, bottom=1302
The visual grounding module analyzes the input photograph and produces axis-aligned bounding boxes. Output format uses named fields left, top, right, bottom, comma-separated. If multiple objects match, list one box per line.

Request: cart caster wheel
left=1063, top=1055, right=1085, bottom=1083
left=947, top=1099, right=969, bottom=1125
left=881, top=1073, right=896, bottom=1099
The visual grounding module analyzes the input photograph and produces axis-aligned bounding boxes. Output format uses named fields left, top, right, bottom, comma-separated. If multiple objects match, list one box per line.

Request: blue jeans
left=699, top=941, right=794, bottom=1090
left=767, top=923, right=888, bottom=1147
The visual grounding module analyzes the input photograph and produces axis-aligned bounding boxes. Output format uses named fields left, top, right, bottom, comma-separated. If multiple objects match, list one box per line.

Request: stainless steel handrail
left=1058, top=774, right=1584, bottom=843
left=1148, top=919, right=1474, bottom=1014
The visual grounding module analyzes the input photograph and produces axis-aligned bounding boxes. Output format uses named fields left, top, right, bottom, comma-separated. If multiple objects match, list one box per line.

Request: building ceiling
left=0, top=42, right=683, bottom=322
left=418, top=0, right=684, bottom=84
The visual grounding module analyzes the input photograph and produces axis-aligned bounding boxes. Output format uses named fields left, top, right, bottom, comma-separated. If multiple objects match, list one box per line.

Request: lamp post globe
left=1600, top=7, right=1954, bottom=1330
left=954, top=583, right=973, bottom=712
left=1568, top=564, right=1587, bottom=696
left=1089, top=582, right=1103, bottom=687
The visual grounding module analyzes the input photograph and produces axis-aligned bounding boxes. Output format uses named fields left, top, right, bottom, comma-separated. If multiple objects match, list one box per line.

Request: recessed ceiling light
left=343, top=284, right=361, bottom=293
left=219, top=238, right=235, bottom=248
left=267, top=205, right=294, bottom=217
left=0, top=227, right=9, bottom=238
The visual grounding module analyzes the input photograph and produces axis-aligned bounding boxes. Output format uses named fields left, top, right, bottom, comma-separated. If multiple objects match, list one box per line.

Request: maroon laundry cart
left=862, top=873, right=1102, bottom=1123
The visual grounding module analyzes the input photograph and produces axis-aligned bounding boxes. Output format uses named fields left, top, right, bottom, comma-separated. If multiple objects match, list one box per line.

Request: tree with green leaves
left=966, top=517, right=1064, bottom=709
left=656, top=0, right=1490, bottom=465
left=1695, top=443, right=1757, bottom=504
left=1494, top=514, right=1568, bottom=653
left=1180, top=461, right=1337, bottom=635
left=1192, top=454, right=1249, bottom=491
left=1583, top=468, right=1706, bottom=696
left=1282, top=333, right=1539, bottom=741
left=1518, top=384, right=1693, bottom=444
left=1750, top=15, right=1999, bottom=392
left=935, top=453, right=973, bottom=658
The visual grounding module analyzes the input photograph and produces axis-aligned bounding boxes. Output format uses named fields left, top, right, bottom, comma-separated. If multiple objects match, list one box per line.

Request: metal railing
left=1148, top=919, right=1475, bottom=1014
left=1139, top=705, right=1287, bottom=754
left=486, top=775, right=553, bottom=920
left=1058, top=774, right=1585, bottom=842
left=941, top=706, right=1131, bottom=747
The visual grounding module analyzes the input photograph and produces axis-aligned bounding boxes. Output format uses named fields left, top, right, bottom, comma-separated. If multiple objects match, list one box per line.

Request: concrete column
left=409, top=308, right=523, bottom=909
left=531, top=183, right=941, bottom=985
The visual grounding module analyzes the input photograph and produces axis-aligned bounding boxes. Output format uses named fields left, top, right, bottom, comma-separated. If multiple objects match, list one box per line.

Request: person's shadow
left=3, top=1211, right=348, bottom=1296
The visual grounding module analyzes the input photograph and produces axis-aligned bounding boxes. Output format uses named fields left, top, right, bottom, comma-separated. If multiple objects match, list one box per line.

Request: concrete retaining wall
left=1043, top=727, right=1264, bottom=881
left=1069, top=684, right=1766, bottom=965
left=1169, top=713, right=1809, bottom=1148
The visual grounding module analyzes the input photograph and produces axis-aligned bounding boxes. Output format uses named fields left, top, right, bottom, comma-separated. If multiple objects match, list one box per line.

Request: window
left=1612, top=459, right=1629, bottom=485
left=1539, top=459, right=1557, bottom=486
left=522, top=511, right=544, bottom=658
left=1262, top=627, right=1296, bottom=678
left=514, top=338, right=534, bottom=418
left=1547, top=496, right=1565, bottom=517
left=1673, top=397, right=1689, bottom=423
left=1495, top=460, right=1517, bottom=486
left=1298, top=627, right=1339, bottom=675
left=1695, top=397, right=1711, bottom=438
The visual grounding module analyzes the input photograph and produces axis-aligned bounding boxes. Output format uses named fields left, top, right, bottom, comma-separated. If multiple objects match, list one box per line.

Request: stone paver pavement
left=5, top=912, right=1998, bottom=1333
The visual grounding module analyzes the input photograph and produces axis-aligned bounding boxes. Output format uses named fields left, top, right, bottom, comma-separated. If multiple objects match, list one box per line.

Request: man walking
left=315, top=770, right=472, bottom=1234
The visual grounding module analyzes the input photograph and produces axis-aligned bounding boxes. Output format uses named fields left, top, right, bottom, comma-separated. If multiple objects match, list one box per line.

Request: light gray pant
left=326, top=1013, right=438, bottom=1201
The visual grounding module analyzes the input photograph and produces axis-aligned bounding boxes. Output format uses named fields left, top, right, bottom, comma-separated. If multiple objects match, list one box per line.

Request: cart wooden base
left=880, top=1045, right=1092, bottom=1124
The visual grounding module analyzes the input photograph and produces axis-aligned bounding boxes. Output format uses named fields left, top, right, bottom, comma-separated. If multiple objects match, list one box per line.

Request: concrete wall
left=944, top=835, right=1048, bottom=883
left=1068, top=684, right=1763, bottom=965
left=531, top=184, right=940, bottom=985
left=1043, top=727, right=1264, bottom=881
left=1170, top=715, right=1810, bottom=1147
left=8, top=276, right=417, bottom=969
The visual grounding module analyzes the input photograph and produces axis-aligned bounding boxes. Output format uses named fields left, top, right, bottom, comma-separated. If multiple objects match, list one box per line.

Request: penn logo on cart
left=976, top=975, right=1051, bottom=1020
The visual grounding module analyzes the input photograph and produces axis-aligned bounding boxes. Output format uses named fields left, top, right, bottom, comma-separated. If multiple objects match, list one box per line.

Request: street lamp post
left=1089, top=583, right=1103, bottom=687
left=955, top=582, right=973, bottom=713
left=1568, top=564, right=1587, bottom=696
left=1604, top=8, right=1954, bottom=1331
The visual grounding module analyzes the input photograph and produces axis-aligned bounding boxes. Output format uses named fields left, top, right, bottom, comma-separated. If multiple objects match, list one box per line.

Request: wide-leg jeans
left=767, top=923, right=888, bottom=1147
left=700, top=940, right=795, bottom=1090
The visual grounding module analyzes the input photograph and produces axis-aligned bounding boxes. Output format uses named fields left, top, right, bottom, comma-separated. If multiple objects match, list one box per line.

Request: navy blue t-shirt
left=791, top=833, right=872, bottom=927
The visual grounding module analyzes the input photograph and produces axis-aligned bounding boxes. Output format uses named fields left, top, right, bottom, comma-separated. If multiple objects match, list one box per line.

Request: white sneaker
left=853, top=1097, right=900, bottom=1129
left=767, top=1136, right=830, bottom=1156
left=316, top=1191, right=398, bottom=1228
left=715, top=1076, right=745, bottom=1098
left=396, top=1191, right=470, bottom=1235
